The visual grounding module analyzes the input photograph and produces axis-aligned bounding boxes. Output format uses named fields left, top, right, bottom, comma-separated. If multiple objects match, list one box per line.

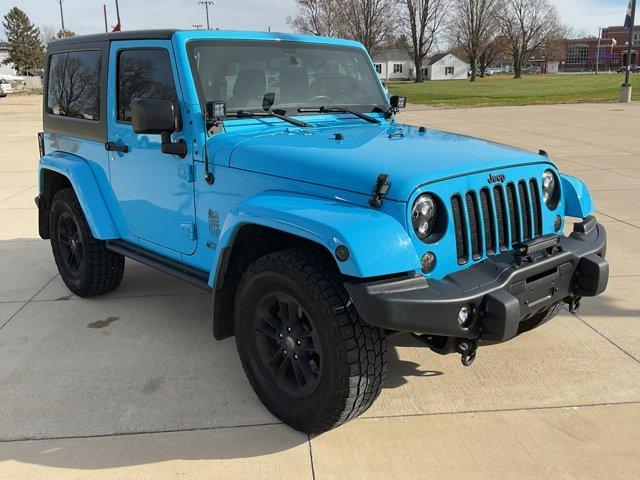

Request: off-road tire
left=50, top=188, right=125, bottom=297
left=234, top=247, right=388, bottom=434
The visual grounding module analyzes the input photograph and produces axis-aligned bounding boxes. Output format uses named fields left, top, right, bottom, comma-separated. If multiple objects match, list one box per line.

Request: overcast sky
left=3, top=0, right=634, bottom=40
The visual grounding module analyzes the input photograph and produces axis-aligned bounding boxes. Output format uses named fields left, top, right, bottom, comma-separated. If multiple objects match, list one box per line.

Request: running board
left=106, top=240, right=211, bottom=291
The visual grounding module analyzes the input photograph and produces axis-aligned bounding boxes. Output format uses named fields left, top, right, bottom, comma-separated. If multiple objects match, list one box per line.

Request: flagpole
left=621, top=0, right=637, bottom=102
left=115, top=0, right=122, bottom=29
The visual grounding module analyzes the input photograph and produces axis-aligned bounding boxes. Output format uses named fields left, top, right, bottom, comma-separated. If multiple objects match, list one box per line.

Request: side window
left=47, top=50, right=101, bottom=120
left=117, top=49, right=178, bottom=123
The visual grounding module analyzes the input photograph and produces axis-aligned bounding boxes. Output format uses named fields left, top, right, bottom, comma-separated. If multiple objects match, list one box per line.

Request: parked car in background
left=617, top=64, right=640, bottom=73
left=37, top=29, right=609, bottom=434
left=0, top=79, right=13, bottom=97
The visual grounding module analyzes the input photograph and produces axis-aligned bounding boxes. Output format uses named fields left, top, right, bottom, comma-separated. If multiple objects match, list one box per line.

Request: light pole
left=596, top=27, right=602, bottom=74
left=198, top=1, right=214, bottom=30
left=621, top=0, right=637, bottom=102
left=58, top=0, right=65, bottom=30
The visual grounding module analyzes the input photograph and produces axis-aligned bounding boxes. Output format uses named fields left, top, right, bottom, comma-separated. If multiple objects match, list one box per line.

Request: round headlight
left=412, top=194, right=437, bottom=240
left=542, top=170, right=557, bottom=206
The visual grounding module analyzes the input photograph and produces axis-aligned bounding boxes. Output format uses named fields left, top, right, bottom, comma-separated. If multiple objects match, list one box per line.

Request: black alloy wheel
left=253, top=291, right=323, bottom=398
left=56, top=211, right=85, bottom=280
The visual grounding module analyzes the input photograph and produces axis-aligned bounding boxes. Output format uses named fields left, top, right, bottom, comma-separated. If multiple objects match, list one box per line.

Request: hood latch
left=369, top=173, right=390, bottom=208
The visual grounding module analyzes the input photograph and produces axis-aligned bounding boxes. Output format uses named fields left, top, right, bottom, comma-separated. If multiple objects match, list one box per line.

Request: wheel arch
left=38, top=153, right=119, bottom=240
left=211, top=223, right=336, bottom=340
left=209, top=191, right=419, bottom=340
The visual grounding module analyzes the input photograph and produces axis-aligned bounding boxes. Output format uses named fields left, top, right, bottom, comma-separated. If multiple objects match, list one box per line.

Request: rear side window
left=117, top=49, right=178, bottom=123
left=47, top=51, right=102, bottom=121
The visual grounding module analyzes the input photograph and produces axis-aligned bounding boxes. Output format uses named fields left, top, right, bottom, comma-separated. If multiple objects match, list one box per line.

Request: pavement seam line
left=3, top=401, right=640, bottom=444
left=362, top=400, right=640, bottom=423
left=307, top=434, right=317, bottom=480
left=571, top=311, right=640, bottom=364
left=28, top=291, right=211, bottom=303
left=0, top=184, right=36, bottom=204
left=0, top=273, right=59, bottom=332
left=0, top=421, right=284, bottom=443
left=594, top=210, right=640, bottom=231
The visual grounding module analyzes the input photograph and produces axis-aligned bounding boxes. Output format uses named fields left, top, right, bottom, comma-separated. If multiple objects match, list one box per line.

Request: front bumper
left=345, top=216, right=608, bottom=346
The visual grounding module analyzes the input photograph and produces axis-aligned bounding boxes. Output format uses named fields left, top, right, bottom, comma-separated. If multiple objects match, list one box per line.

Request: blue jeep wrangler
left=36, top=29, right=608, bottom=433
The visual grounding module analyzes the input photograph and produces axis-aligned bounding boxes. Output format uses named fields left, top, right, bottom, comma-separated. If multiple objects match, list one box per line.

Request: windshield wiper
left=298, top=106, right=380, bottom=124
left=232, top=109, right=309, bottom=128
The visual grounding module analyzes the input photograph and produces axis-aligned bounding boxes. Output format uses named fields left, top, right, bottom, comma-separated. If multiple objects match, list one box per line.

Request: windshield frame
left=185, top=39, right=390, bottom=120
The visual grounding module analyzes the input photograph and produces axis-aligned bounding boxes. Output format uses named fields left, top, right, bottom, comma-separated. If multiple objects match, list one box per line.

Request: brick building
left=562, top=25, right=639, bottom=72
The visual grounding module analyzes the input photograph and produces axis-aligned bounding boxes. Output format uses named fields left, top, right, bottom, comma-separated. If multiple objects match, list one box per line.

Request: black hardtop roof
left=49, top=29, right=178, bottom=46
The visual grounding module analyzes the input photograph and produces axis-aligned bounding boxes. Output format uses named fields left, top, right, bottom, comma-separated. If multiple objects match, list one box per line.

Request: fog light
left=458, top=306, right=471, bottom=327
left=421, top=252, right=436, bottom=273
left=553, top=215, right=562, bottom=232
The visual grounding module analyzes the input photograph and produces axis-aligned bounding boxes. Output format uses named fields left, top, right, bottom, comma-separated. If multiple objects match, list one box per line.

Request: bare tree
left=497, top=0, right=561, bottom=79
left=341, top=0, right=397, bottom=55
left=286, top=0, right=343, bottom=37
left=477, top=34, right=507, bottom=76
left=449, top=0, right=502, bottom=81
left=287, top=0, right=394, bottom=56
left=397, top=0, right=449, bottom=82
left=41, top=25, right=57, bottom=44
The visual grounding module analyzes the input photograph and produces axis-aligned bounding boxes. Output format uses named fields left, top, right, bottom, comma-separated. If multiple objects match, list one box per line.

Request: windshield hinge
left=369, top=173, right=390, bottom=208
left=177, top=163, right=194, bottom=182
left=180, top=222, right=197, bottom=240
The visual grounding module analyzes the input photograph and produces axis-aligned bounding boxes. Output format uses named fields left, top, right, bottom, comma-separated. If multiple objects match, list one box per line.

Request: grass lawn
left=387, top=73, right=640, bottom=107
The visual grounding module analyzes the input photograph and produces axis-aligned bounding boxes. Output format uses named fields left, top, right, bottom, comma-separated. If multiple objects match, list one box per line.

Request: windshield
left=187, top=40, right=388, bottom=116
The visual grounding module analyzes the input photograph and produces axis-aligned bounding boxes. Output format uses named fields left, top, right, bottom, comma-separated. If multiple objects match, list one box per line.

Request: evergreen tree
left=2, top=7, right=44, bottom=74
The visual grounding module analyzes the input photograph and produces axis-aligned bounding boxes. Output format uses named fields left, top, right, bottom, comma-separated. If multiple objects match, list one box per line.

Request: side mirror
left=131, top=98, right=187, bottom=158
left=131, top=98, right=176, bottom=134
left=389, top=96, right=407, bottom=110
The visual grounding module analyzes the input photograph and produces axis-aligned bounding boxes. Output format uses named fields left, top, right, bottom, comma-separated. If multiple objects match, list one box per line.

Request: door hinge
left=177, top=163, right=194, bottom=182
left=180, top=222, right=197, bottom=240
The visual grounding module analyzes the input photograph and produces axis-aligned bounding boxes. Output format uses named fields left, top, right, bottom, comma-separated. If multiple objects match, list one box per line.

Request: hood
left=227, top=122, right=551, bottom=201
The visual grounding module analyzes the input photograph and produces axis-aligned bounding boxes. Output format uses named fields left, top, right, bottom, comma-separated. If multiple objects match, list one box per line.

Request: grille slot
left=518, top=181, right=531, bottom=240
left=493, top=186, right=508, bottom=251
left=479, top=188, right=496, bottom=255
left=465, top=191, right=482, bottom=260
left=451, top=194, right=468, bottom=264
left=529, top=179, right=542, bottom=237
left=506, top=183, right=520, bottom=243
left=451, top=177, right=543, bottom=263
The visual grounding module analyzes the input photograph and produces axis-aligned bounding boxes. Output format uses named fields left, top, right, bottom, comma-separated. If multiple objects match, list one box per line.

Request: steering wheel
left=305, top=95, right=333, bottom=106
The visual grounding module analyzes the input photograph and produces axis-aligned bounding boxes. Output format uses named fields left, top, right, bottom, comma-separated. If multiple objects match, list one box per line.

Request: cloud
left=552, top=0, right=630, bottom=34
left=8, top=0, right=299, bottom=35
left=5, top=0, right=633, bottom=39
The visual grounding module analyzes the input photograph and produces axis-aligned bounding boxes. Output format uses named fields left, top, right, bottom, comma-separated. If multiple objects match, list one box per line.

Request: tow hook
left=567, top=296, right=582, bottom=314
left=456, top=339, right=477, bottom=367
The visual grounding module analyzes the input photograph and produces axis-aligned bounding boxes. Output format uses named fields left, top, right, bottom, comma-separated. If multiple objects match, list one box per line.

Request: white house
left=0, top=42, right=17, bottom=77
left=373, top=50, right=470, bottom=81
left=372, top=49, right=414, bottom=81
left=427, top=53, right=469, bottom=80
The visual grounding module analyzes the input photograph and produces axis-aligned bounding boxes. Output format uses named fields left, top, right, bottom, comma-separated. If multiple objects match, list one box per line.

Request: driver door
left=107, top=41, right=196, bottom=255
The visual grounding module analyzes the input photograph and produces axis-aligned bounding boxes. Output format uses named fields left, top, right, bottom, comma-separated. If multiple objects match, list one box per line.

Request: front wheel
left=234, top=248, right=387, bottom=434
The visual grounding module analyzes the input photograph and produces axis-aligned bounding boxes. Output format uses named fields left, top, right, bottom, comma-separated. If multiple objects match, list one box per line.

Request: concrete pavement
left=0, top=95, right=639, bottom=479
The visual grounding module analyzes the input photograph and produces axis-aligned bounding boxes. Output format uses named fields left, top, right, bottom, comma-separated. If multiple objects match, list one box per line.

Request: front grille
left=452, top=179, right=543, bottom=265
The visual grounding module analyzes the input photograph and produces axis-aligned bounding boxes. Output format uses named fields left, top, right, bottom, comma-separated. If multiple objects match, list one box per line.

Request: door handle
left=105, top=142, right=130, bottom=153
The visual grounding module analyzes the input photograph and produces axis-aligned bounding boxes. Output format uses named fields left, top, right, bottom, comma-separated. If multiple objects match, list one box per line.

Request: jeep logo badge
left=488, top=173, right=505, bottom=184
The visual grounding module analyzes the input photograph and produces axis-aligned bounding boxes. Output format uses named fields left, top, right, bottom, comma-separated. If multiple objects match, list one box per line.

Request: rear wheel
left=234, top=247, right=387, bottom=433
left=50, top=188, right=125, bottom=297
